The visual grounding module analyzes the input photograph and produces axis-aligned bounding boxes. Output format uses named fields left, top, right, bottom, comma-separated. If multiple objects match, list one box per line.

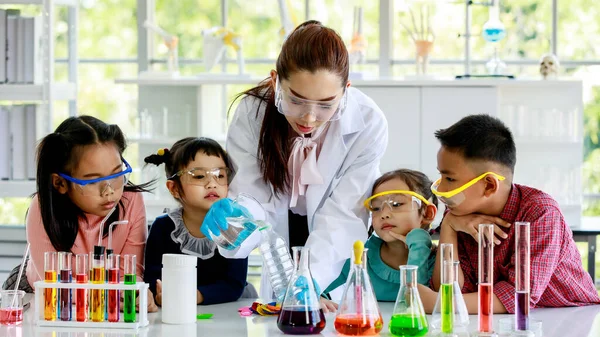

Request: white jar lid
left=162, top=253, right=197, bottom=268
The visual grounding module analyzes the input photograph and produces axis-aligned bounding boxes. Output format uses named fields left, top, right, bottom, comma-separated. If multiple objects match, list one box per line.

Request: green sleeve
left=405, top=228, right=434, bottom=285
left=324, top=259, right=352, bottom=296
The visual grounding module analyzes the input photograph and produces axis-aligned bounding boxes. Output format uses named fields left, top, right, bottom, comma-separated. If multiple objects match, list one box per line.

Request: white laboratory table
left=2, top=299, right=600, bottom=337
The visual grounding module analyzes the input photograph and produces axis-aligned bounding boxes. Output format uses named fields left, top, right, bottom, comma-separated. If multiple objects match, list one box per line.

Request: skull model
left=539, top=54, right=559, bottom=79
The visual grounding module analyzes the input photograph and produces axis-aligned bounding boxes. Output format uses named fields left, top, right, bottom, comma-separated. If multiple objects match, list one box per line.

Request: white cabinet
left=498, top=83, right=583, bottom=227
left=356, top=87, right=421, bottom=172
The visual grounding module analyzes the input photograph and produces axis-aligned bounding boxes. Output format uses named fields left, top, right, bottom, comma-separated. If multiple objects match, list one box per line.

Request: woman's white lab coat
left=223, top=86, right=388, bottom=300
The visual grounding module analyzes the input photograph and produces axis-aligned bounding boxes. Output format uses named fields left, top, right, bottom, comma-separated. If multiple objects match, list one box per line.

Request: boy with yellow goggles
left=425, top=115, right=600, bottom=315
left=430, top=172, right=505, bottom=208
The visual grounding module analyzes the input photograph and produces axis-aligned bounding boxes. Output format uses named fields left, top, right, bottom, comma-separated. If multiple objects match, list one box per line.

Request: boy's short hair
left=434, top=114, right=516, bottom=173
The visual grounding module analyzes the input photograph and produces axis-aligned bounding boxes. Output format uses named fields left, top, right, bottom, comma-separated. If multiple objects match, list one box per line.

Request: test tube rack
left=33, top=281, right=149, bottom=329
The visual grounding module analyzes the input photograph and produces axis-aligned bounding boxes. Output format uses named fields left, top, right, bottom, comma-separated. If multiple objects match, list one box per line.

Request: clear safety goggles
left=363, top=190, right=434, bottom=213
left=58, top=159, right=132, bottom=197
left=274, top=76, right=347, bottom=122
left=168, top=167, right=231, bottom=186
left=431, top=171, right=506, bottom=207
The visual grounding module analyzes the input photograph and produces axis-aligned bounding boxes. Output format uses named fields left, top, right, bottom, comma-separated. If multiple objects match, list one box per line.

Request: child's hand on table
left=154, top=279, right=163, bottom=306
left=320, top=298, right=338, bottom=313
left=146, top=289, right=159, bottom=312
left=416, top=284, right=436, bottom=314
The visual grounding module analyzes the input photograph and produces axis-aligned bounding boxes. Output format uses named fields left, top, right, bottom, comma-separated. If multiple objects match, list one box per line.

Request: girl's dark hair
left=36, top=115, right=153, bottom=252
left=368, top=169, right=439, bottom=236
left=144, top=137, right=233, bottom=198
left=230, top=20, right=349, bottom=196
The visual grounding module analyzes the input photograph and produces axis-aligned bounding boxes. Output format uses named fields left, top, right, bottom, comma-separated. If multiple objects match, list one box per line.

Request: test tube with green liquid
left=124, top=254, right=136, bottom=322
left=440, top=243, right=454, bottom=334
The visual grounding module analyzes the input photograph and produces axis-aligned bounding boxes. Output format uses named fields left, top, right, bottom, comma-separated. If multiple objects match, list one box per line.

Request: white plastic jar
left=161, top=254, right=197, bottom=324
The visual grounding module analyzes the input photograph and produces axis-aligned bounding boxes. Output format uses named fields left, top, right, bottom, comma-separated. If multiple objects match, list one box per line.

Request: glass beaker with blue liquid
left=482, top=0, right=507, bottom=75
left=209, top=193, right=266, bottom=250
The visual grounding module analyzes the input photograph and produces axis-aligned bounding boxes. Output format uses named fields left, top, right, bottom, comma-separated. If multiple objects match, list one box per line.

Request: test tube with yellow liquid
left=44, top=252, right=58, bottom=321
left=91, top=246, right=105, bottom=322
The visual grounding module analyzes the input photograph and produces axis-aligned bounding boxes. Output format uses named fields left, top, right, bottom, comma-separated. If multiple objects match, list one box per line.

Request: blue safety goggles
left=58, top=159, right=132, bottom=196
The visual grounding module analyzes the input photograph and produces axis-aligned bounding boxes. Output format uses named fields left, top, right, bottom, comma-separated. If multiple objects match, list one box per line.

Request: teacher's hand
left=201, top=198, right=251, bottom=239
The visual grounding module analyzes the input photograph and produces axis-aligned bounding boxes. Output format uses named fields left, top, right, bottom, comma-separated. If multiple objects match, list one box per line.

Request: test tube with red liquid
left=477, top=224, right=496, bottom=336
left=58, top=252, right=72, bottom=321
left=75, top=254, right=89, bottom=322
left=107, top=253, right=120, bottom=322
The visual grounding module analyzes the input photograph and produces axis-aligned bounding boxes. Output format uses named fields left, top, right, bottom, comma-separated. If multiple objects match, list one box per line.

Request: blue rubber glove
left=201, top=198, right=252, bottom=239
left=293, top=276, right=322, bottom=305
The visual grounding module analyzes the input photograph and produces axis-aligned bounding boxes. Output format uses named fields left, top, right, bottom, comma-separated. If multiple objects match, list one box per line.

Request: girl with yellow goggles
left=325, top=169, right=439, bottom=302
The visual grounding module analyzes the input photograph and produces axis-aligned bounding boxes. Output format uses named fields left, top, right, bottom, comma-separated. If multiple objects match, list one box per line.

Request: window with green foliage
left=1, top=0, right=600, bottom=225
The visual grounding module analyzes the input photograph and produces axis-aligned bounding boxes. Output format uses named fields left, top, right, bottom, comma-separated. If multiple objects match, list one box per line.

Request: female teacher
left=202, top=20, right=388, bottom=304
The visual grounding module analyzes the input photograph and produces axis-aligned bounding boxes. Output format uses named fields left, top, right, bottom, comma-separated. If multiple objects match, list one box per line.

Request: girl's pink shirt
left=25, top=191, right=147, bottom=288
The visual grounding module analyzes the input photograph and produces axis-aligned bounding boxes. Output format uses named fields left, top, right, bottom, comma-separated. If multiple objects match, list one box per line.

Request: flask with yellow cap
left=333, top=241, right=383, bottom=336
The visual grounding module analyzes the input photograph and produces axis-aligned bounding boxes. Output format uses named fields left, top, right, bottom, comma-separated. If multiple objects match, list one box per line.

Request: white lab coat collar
left=338, top=87, right=366, bottom=136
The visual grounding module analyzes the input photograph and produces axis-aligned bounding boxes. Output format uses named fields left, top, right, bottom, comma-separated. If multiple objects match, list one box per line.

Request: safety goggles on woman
left=58, top=159, right=132, bottom=197
left=431, top=171, right=506, bottom=207
left=168, top=167, right=231, bottom=186
left=274, top=76, right=347, bottom=122
left=364, top=190, right=434, bottom=213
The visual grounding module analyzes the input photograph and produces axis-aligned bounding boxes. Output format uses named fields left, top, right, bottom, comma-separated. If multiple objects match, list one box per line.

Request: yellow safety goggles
left=364, top=190, right=434, bottom=213
left=431, top=171, right=505, bottom=207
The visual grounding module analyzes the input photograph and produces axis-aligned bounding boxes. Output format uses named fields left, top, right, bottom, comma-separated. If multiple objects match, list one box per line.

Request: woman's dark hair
left=230, top=20, right=349, bottom=196
left=36, top=115, right=153, bottom=252
left=368, top=169, right=439, bottom=235
left=144, top=137, right=233, bottom=198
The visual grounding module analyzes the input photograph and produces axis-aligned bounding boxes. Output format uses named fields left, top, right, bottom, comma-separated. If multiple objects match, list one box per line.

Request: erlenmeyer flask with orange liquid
left=334, top=241, right=383, bottom=336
